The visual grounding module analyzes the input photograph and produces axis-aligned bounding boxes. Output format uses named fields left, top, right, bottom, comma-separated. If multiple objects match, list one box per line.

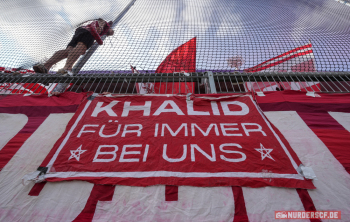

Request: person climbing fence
left=33, top=18, right=114, bottom=76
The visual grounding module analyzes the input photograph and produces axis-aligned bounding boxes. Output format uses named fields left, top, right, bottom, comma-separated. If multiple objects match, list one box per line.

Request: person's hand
left=107, top=29, right=114, bottom=36
left=97, top=27, right=102, bottom=34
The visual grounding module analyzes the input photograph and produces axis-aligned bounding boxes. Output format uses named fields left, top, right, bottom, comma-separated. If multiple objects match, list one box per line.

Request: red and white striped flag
left=0, top=82, right=60, bottom=94
left=245, top=43, right=316, bottom=72
left=244, top=43, right=320, bottom=92
left=0, top=67, right=62, bottom=94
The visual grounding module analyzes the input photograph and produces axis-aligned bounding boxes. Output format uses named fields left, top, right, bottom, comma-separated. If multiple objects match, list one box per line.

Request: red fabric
left=245, top=81, right=321, bottom=93
left=156, top=37, right=196, bottom=73
left=0, top=93, right=87, bottom=176
left=153, top=82, right=195, bottom=94
left=43, top=94, right=314, bottom=188
left=0, top=83, right=61, bottom=94
left=39, top=97, right=93, bottom=168
left=232, top=186, right=249, bottom=222
left=81, top=19, right=111, bottom=44
left=255, top=90, right=350, bottom=105
left=243, top=43, right=318, bottom=93
left=73, top=184, right=115, bottom=222
left=84, top=21, right=103, bottom=45
left=28, top=182, right=47, bottom=196
left=245, top=51, right=313, bottom=72
left=153, top=38, right=196, bottom=94
left=244, top=43, right=317, bottom=93
left=14, top=83, right=48, bottom=94
left=0, top=92, right=88, bottom=108
left=247, top=44, right=312, bottom=70
left=165, top=185, right=178, bottom=201
left=244, top=43, right=314, bottom=72
left=298, top=112, right=345, bottom=130
left=296, top=189, right=322, bottom=222
left=0, top=116, right=46, bottom=170
left=256, top=91, right=350, bottom=174
left=298, top=112, right=350, bottom=173
left=291, top=59, right=315, bottom=72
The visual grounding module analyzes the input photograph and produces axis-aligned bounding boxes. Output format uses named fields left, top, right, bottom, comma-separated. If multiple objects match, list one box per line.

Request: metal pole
left=207, top=71, right=217, bottom=93
left=72, top=0, right=137, bottom=75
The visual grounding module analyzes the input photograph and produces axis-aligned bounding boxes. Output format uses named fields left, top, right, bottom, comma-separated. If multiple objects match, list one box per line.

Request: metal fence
left=1, top=72, right=350, bottom=95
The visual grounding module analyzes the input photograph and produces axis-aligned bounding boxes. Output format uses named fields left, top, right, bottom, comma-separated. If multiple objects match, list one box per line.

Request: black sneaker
left=33, top=64, right=48, bottom=74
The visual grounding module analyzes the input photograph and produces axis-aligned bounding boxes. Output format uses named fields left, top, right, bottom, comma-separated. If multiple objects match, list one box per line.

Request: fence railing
left=1, top=72, right=350, bottom=95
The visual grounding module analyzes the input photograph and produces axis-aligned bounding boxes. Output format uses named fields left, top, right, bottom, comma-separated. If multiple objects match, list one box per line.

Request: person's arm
left=100, top=21, right=113, bottom=36
left=106, top=29, right=114, bottom=36
left=97, top=19, right=107, bottom=31
left=89, top=21, right=103, bottom=45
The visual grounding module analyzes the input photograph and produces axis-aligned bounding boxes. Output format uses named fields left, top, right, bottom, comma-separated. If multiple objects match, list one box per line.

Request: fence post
left=207, top=71, right=217, bottom=94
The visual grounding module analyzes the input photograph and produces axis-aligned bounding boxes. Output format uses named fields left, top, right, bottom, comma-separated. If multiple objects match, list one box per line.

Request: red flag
left=151, top=38, right=196, bottom=94
left=244, top=43, right=316, bottom=73
left=244, top=43, right=320, bottom=92
left=0, top=83, right=61, bottom=94
left=136, top=38, right=196, bottom=94
left=156, top=37, right=196, bottom=73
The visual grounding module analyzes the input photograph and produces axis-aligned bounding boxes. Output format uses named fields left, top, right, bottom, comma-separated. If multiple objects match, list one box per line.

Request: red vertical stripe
left=0, top=117, right=46, bottom=171
left=298, top=112, right=350, bottom=174
left=165, top=185, right=178, bottom=201
left=232, top=186, right=249, bottom=222
left=296, top=189, right=322, bottom=222
left=73, top=184, right=115, bottom=222
left=28, top=182, right=47, bottom=196
left=153, top=82, right=195, bottom=94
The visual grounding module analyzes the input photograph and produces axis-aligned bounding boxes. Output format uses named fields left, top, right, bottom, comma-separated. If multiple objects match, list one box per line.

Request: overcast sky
left=0, top=0, right=349, bottom=72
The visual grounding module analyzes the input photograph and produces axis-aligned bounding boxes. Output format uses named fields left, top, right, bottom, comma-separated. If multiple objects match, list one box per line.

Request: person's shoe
left=33, top=64, right=48, bottom=74
left=57, top=69, right=73, bottom=76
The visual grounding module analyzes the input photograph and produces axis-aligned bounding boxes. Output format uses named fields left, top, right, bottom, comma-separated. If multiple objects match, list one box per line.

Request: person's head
left=107, top=29, right=114, bottom=36
left=97, top=18, right=105, bottom=24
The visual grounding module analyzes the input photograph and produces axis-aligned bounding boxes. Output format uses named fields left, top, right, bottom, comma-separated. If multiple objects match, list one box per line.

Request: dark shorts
left=67, top=27, right=94, bottom=49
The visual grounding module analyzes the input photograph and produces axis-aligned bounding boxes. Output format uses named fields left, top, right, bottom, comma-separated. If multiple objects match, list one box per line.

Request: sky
left=0, top=0, right=349, bottom=73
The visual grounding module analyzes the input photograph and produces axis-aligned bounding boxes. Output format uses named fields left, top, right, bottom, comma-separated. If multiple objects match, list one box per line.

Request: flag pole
left=72, top=0, right=137, bottom=75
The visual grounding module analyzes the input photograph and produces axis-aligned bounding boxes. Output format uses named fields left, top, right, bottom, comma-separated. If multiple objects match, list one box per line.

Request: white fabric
left=329, top=112, right=350, bottom=133
left=93, top=186, right=234, bottom=222
left=264, top=111, right=350, bottom=220
left=243, top=112, right=309, bottom=222
left=243, top=187, right=308, bottom=222
left=0, top=113, right=94, bottom=222
left=0, top=114, right=27, bottom=151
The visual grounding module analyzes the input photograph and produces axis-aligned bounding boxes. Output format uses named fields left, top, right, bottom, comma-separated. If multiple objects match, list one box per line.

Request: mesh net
left=0, top=0, right=349, bottom=74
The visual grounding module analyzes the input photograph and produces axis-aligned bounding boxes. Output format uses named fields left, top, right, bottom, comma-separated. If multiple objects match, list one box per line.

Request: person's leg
left=44, top=47, right=72, bottom=70
left=63, top=42, right=87, bottom=71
